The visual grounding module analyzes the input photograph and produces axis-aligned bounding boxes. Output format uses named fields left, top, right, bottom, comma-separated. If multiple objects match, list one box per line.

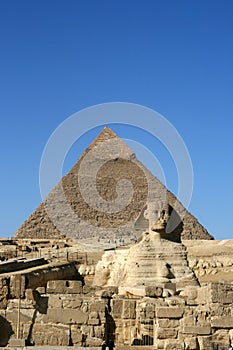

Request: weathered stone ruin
left=1, top=128, right=232, bottom=349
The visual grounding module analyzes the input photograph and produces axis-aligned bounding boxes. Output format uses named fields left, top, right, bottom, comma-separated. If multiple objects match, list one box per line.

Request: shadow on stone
left=0, top=315, right=14, bottom=346
left=132, top=334, right=154, bottom=345
left=105, top=312, right=116, bottom=344
left=26, top=292, right=48, bottom=345
left=165, top=205, right=183, bottom=243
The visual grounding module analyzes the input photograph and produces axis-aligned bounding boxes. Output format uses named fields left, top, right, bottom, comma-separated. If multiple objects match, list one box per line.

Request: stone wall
left=110, top=283, right=233, bottom=349
left=1, top=280, right=108, bottom=347
left=2, top=279, right=233, bottom=349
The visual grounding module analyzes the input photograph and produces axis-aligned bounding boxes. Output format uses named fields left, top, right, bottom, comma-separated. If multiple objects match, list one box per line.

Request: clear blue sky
left=0, top=0, right=232, bottom=239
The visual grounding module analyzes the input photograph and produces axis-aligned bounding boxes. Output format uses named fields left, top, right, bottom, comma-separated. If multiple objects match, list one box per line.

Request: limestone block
left=6, top=308, right=35, bottom=323
left=0, top=309, right=6, bottom=317
left=85, top=336, right=103, bottom=347
left=111, top=299, right=123, bottom=318
left=94, top=324, right=105, bottom=338
left=9, top=275, right=25, bottom=298
left=184, top=337, right=198, bottom=350
left=122, top=300, right=136, bottom=319
left=145, top=286, right=163, bottom=297
left=119, top=286, right=146, bottom=297
left=210, top=283, right=233, bottom=304
left=88, top=311, right=100, bottom=325
left=47, top=280, right=83, bottom=294
left=210, top=303, right=231, bottom=317
left=83, top=284, right=95, bottom=295
left=81, top=324, right=94, bottom=337
left=48, top=294, right=62, bottom=308
left=8, top=338, right=25, bottom=347
left=46, top=280, right=66, bottom=293
left=229, top=329, right=233, bottom=344
left=62, top=297, right=82, bottom=309
left=181, top=325, right=211, bottom=335
left=167, top=296, right=186, bottom=307
left=89, top=300, right=106, bottom=313
left=100, top=287, right=118, bottom=298
left=7, top=298, right=33, bottom=310
left=25, top=288, right=35, bottom=301
left=182, top=286, right=198, bottom=305
left=71, top=325, right=83, bottom=345
left=98, top=311, right=106, bottom=324
left=154, top=339, right=165, bottom=349
left=196, top=286, right=210, bottom=305
left=157, top=327, right=178, bottom=339
left=164, top=339, right=184, bottom=349
left=30, top=323, right=69, bottom=346
left=157, top=318, right=179, bottom=328
left=212, top=329, right=232, bottom=347
left=164, top=282, right=176, bottom=295
left=145, top=304, right=155, bottom=319
left=36, top=286, right=46, bottom=294
left=211, top=316, right=233, bottom=328
left=45, top=308, right=88, bottom=324
left=156, top=307, right=184, bottom=319
left=197, top=336, right=214, bottom=350
left=180, top=315, right=196, bottom=326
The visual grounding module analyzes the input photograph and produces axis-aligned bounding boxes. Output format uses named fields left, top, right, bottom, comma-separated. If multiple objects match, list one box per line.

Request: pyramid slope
left=14, top=128, right=213, bottom=243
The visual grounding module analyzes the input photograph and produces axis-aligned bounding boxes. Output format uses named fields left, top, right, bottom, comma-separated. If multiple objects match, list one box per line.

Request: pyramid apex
left=96, top=126, right=119, bottom=140
left=86, top=126, right=121, bottom=151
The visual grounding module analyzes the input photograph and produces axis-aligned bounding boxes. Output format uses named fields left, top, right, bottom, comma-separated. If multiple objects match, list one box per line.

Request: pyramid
left=14, top=127, right=213, bottom=243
